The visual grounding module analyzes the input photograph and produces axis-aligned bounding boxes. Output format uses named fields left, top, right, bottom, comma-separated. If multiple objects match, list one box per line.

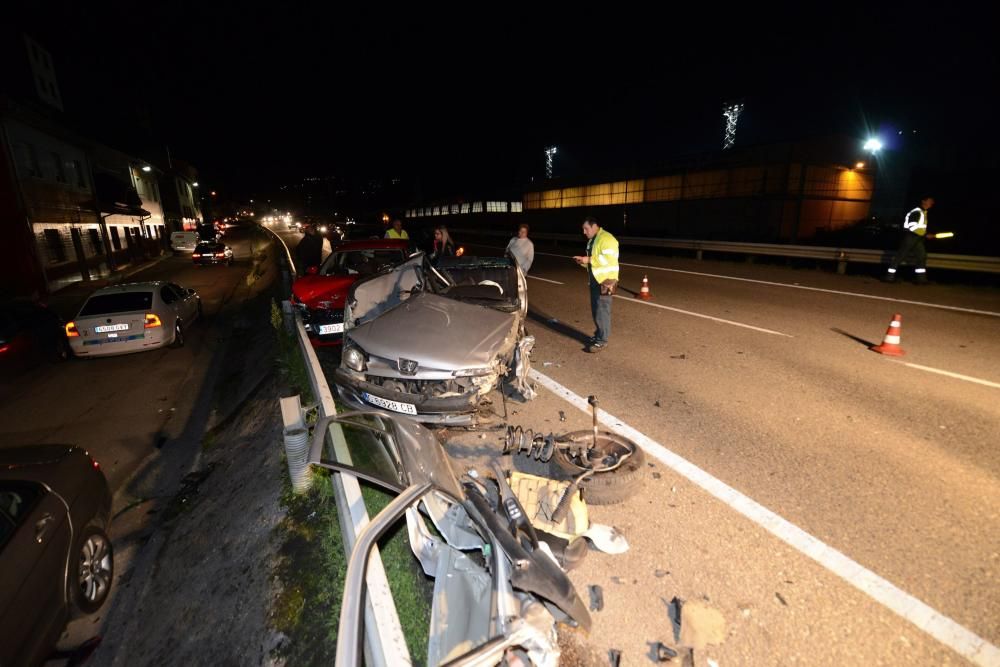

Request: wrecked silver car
left=334, top=253, right=536, bottom=423
left=309, top=411, right=590, bottom=666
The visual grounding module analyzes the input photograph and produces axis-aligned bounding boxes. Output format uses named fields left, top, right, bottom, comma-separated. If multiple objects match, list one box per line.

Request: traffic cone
left=871, top=313, right=905, bottom=356
left=639, top=274, right=653, bottom=300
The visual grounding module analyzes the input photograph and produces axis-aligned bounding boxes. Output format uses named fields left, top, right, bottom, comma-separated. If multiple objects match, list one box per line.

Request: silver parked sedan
left=66, top=281, right=201, bottom=357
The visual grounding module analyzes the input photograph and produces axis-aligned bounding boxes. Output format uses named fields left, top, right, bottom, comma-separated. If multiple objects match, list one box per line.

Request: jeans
left=589, top=277, right=612, bottom=344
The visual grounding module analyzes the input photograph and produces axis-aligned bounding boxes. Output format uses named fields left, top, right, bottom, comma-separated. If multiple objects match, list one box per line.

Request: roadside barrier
left=453, top=228, right=1000, bottom=275
left=264, top=224, right=410, bottom=667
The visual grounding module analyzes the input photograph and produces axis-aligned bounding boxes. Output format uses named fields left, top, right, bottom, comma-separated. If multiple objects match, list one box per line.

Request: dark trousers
left=589, top=276, right=613, bottom=344
left=889, top=233, right=927, bottom=272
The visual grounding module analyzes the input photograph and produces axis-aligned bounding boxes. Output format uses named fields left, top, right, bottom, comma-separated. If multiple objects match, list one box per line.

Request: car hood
left=292, top=274, right=355, bottom=306
left=348, top=292, right=516, bottom=370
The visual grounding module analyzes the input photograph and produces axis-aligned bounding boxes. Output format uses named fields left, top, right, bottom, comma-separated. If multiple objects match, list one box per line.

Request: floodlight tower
left=544, top=145, right=558, bottom=179
left=722, top=102, right=744, bottom=150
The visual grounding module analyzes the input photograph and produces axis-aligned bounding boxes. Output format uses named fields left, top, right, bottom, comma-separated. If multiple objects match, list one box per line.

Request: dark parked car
left=0, top=300, right=70, bottom=377
left=0, top=445, right=113, bottom=666
left=192, top=242, right=234, bottom=266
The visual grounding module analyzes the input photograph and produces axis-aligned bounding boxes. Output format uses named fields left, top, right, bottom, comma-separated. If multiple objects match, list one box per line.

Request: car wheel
left=544, top=431, right=646, bottom=505
left=53, top=336, right=71, bottom=362
left=69, top=525, right=113, bottom=615
left=171, top=320, right=185, bottom=348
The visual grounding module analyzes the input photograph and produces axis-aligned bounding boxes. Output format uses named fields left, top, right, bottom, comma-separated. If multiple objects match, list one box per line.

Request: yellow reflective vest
left=586, top=229, right=619, bottom=282
left=385, top=228, right=409, bottom=240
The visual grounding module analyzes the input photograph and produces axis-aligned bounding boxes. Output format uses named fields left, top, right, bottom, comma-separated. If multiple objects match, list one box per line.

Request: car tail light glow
left=192, top=253, right=201, bottom=258
left=0, top=343, right=9, bottom=354
left=65, top=322, right=80, bottom=337
left=144, top=313, right=162, bottom=328
left=216, top=252, right=225, bottom=257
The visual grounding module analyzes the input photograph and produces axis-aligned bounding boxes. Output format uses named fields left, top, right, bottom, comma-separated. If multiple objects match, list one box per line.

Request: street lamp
left=863, top=138, right=883, bottom=153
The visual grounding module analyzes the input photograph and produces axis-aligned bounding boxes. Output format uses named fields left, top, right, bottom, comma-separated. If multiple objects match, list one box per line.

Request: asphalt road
left=501, top=244, right=999, bottom=662
left=0, top=227, right=260, bottom=492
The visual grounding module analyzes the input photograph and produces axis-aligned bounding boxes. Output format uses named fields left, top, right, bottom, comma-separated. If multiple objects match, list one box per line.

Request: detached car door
left=0, top=481, right=72, bottom=666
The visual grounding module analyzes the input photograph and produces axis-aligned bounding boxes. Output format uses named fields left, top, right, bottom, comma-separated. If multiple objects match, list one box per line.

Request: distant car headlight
left=453, top=367, right=493, bottom=377
left=319, top=225, right=328, bottom=234
left=344, top=346, right=366, bottom=372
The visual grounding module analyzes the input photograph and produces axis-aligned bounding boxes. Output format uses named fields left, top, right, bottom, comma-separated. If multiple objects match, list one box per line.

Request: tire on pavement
left=547, top=430, right=646, bottom=505
left=170, top=320, right=185, bottom=348
left=69, top=524, right=114, bottom=616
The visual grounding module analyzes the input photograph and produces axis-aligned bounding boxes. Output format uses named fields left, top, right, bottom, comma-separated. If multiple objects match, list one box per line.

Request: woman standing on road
left=430, top=225, right=456, bottom=263
left=506, top=223, right=534, bottom=274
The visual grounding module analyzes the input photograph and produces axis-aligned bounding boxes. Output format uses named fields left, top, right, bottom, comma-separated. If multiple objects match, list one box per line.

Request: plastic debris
left=652, top=472, right=662, bottom=479
left=558, top=410, right=566, bottom=422
left=670, top=353, right=686, bottom=359
left=654, top=400, right=661, bottom=407
left=775, top=592, right=788, bottom=606
left=589, top=585, right=604, bottom=611
left=654, top=569, right=669, bottom=578
left=608, top=648, right=621, bottom=667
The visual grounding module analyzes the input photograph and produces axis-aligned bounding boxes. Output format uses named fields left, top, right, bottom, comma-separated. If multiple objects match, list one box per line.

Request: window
left=110, top=227, right=122, bottom=250
left=80, top=291, right=153, bottom=315
left=88, top=229, right=103, bottom=255
left=472, top=202, right=483, bottom=213
left=43, top=229, right=66, bottom=262
left=511, top=201, right=523, bottom=213
left=450, top=204, right=459, bottom=215
left=51, top=152, right=66, bottom=183
left=14, top=143, right=42, bottom=178
left=74, top=160, right=87, bottom=188
left=460, top=203, right=470, bottom=214
left=0, top=481, right=45, bottom=549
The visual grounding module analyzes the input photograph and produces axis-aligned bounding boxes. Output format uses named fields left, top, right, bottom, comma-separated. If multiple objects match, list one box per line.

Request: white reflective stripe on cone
left=890, top=320, right=901, bottom=327
left=915, top=268, right=927, bottom=273
left=884, top=335, right=901, bottom=344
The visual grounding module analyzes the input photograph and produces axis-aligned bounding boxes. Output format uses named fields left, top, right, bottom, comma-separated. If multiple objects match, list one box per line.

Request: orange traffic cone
left=871, top=313, right=905, bottom=356
left=639, top=274, right=653, bottom=300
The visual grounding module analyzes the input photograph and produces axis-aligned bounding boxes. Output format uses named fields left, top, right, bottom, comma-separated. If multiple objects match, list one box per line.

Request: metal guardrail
left=264, top=225, right=411, bottom=667
left=453, top=228, right=1000, bottom=275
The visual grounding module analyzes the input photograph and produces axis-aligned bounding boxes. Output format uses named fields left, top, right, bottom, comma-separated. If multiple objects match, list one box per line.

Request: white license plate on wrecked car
left=362, top=392, right=417, bottom=415
left=95, top=323, right=129, bottom=333
left=318, top=323, right=344, bottom=335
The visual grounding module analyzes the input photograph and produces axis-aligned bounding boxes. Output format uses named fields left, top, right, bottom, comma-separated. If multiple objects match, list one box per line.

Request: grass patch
left=271, top=468, right=345, bottom=664
left=272, top=299, right=314, bottom=404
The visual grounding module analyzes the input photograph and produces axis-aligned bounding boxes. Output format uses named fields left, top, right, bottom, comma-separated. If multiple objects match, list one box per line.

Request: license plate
left=95, top=323, right=128, bottom=333
left=362, top=392, right=417, bottom=415
left=318, top=323, right=344, bottom=335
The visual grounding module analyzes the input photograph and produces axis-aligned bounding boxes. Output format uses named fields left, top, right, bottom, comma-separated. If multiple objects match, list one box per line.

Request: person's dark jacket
left=429, top=239, right=455, bottom=263
left=295, top=232, right=324, bottom=271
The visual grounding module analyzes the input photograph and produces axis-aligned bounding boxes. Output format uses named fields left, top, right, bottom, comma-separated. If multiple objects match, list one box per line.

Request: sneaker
left=585, top=342, right=607, bottom=353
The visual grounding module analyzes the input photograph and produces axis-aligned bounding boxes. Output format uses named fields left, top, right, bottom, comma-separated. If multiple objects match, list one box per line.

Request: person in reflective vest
left=385, top=219, right=409, bottom=240
left=573, top=216, right=619, bottom=353
left=886, top=196, right=934, bottom=283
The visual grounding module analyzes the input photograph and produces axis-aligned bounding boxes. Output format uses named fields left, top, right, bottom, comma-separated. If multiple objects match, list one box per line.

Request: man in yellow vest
left=573, top=216, right=619, bottom=353
left=886, top=196, right=934, bottom=284
left=385, top=219, right=409, bottom=240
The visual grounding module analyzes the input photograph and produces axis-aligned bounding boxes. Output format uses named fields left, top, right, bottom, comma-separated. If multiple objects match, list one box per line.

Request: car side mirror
left=307, top=266, right=319, bottom=275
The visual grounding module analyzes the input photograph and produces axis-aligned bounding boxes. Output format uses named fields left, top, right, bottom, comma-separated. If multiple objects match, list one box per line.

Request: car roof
left=332, top=239, right=409, bottom=252
left=90, top=281, right=168, bottom=295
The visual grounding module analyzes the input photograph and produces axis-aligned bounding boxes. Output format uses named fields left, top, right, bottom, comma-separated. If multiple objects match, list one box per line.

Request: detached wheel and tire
left=70, top=525, right=114, bottom=615
left=547, top=431, right=646, bottom=505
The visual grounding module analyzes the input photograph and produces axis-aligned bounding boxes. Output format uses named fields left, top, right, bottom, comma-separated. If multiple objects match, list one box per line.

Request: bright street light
left=863, top=138, right=883, bottom=152
left=192, top=182, right=199, bottom=187
left=141, top=165, right=152, bottom=172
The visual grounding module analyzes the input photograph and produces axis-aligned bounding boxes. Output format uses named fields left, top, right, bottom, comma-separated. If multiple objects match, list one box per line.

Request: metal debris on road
left=654, top=400, right=661, bottom=407
left=775, top=592, right=788, bottom=606
left=655, top=642, right=678, bottom=661
left=670, top=353, right=686, bottom=359
left=611, top=575, right=625, bottom=585
left=655, top=569, right=669, bottom=578
left=589, top=585, right=604, bottom=611
left=559, top=410, right=566, bottom=422
left=608, top=648, right=622, bottom=667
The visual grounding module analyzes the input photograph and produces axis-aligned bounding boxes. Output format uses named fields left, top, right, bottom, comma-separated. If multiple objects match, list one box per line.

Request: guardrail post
left=696, top=249, right=703, bottom=261
left=836, top=251, right=848, bottom=275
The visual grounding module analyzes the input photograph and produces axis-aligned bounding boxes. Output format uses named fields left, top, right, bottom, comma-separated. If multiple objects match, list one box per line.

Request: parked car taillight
left=192, top=253, right=202, bottom=258
left=65, top=322, right=80, bottom=337
left=144, top=314, right=162, bottom=328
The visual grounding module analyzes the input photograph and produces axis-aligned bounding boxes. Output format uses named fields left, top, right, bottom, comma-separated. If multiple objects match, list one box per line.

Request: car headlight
left=453, top=367, right=493, bottom=377
left=344, top=346, right=366, bottom=372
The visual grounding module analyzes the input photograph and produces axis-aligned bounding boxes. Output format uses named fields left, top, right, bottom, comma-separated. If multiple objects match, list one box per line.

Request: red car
left=291, top=239, right=409, bottom=346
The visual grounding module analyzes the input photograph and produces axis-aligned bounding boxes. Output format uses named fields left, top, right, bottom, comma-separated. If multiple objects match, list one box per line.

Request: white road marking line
left=527, top=275, right=564, bottom=285
left=530, top=369, right=1000, bottom=666
left=893, top=361, right=1000, bottom=389
left=522, top=248, right=1000, bottom=318
left=614, top=294, right=793, bottom=337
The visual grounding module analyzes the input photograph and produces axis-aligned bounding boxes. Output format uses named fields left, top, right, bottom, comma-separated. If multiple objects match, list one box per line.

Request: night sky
left=9, top=3, right=999, bottom=199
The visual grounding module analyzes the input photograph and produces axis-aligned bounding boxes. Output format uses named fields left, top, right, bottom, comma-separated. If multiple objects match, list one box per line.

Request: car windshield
left=435, top=257, right=518, bottom=305
left=321, top=249, right=404, bottom=277
left=195, top=244, right=222, bottom=252
left=79, top=292, right=153, bottom=315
